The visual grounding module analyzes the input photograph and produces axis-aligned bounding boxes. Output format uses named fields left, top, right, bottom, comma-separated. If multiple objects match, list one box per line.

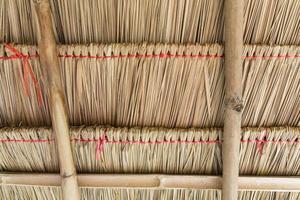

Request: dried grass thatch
left=0, top=126, right=299, bottom=176
left=1, top=44, right=300, bottom=128
left=2, top=0, right=300, bottom=44
left=1, top=1, right=300, bottom=198
left=1, top=185, right=300, bottom=200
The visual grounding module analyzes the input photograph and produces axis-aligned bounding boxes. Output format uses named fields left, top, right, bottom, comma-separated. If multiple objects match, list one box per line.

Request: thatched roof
left=1, top=186, right=300, bottom=200
left=2, top=0, right=300, bottom=45
left=1, top=0, right=300, bottom=200
left=1, top=44, right=300, bottom=127
left=1, top=126, right=300, bottom=175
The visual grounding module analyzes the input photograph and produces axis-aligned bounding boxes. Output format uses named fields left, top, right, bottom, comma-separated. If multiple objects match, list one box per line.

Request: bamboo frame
left=33, top=0, right=80, bottom=199
left=1, top=173, right=300, bottom=192
left=223, top=0, right=244, bottom=199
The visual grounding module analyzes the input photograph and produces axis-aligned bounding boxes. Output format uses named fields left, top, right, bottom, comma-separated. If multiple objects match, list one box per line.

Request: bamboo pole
left=223, top=0, right=244, bottom=199
left=32, top=1, right=80, bottom=199
left=1, top=173, right=300, bottom=192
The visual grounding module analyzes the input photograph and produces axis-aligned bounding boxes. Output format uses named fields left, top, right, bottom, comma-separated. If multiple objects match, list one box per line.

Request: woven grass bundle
left=1, top=185, right=300, bottom=200
left=1, top=44, right=300, bottom=127
left=2, top=0, right=300, bottom=44
left=0, top=126, right=299, bottom=176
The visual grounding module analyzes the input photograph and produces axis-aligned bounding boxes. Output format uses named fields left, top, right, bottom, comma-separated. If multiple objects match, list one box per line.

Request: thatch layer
left=1, top=44, right=300, bottom=128
left=0, top=126, right=300, bottom=175
left=1, top=186, right=300, bottom=200
left=2, top=0, right=300, bottom=45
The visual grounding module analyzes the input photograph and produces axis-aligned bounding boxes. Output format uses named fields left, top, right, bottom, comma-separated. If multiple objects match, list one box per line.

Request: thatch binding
left=1, top=44, right=300, bottom=128
left=0, top=126, right=299, bottom=175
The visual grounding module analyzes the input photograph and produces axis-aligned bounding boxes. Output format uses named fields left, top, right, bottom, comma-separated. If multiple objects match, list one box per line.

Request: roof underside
left=1, top=0, right=300, bottom=199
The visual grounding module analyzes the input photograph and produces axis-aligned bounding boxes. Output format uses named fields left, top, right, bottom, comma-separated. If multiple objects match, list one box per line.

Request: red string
left=59, top=53, right=224, bottom=59
left=0, top=138, right=54, bottom=143
left=257, top=129, right=269, bottom=156
left=4, top=44, right=44, bottom=107
left=1, top=52, right=300, bottom=61
left=1, top=137, right=299, bottom=144
left=58, top=54, right=300, bottom=59
left=96, top=130, right=108, bottom=160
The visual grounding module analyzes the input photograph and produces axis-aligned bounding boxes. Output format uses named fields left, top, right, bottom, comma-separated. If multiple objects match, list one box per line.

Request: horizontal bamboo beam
left=1, top=173, right=300, bottom=192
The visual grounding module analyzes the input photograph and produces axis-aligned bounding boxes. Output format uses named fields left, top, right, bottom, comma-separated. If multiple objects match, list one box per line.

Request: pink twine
left=257, top=129, right=269, bottom=156
left=1, top=50, right=300, bottom=61
left=96, top=130, right=108, bottom=160
left=4, top=44, right=44, bottom=107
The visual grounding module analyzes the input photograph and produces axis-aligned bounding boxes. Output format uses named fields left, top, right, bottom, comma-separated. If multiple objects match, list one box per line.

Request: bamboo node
left=61, top=172, right=76, bottom=179
left=32, top=0, right=44, bottom=4
left=225, top=96, right=243, bottom=112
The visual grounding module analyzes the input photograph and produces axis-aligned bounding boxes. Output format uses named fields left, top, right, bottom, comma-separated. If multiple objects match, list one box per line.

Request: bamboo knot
left=32, top=0, right=45, bottom=5
left=225, top=96, right=244, bottom=112
left=61, top=172, right=75, bottom=179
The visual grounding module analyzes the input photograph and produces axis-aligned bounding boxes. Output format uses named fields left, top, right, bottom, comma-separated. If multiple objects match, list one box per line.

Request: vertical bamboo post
left=33, top=0, right=80, bottom=199
left=222, top=0, right=244, bottom=199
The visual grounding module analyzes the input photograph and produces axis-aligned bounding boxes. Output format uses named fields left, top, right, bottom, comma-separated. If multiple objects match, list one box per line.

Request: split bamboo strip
left=1, top=44, right=300, bottom=128
left=33, top=1, right=79, bottom=200
left=3, top=0, right=300, bottom=45
left=223, top=0, right=244, bottom=198
left=1, top=173, right=300, bottom=192
left=1, top=185, right=300, bottom=200
left=1, top=127, right=300, bottom=175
